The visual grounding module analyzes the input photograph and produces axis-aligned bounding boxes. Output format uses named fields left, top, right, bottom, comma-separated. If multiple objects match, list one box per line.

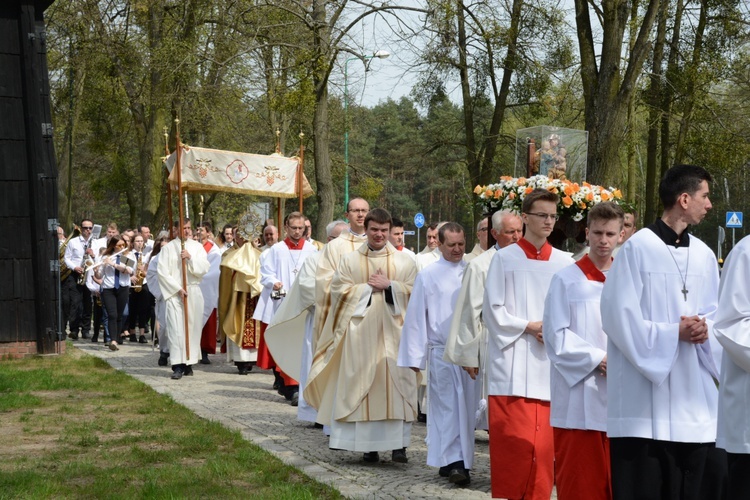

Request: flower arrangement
left=474, top=175, right=623, bottom=222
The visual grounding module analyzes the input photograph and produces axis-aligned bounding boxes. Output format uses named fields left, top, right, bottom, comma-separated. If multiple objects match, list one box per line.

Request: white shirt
left=543, top=259, right=608, bottom=431
left=713, top=235, right=750, bottom=453
left=601, top=228, right=720, bottom=443
left=99, top=252, right=136, bottom=289
left=483, top=241, right=574, bottom=399
left=64, top=235, right=93, bottom=271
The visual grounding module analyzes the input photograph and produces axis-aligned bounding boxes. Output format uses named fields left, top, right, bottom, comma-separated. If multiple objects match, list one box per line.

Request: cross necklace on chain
left=666, top=243, right=690, bottom=301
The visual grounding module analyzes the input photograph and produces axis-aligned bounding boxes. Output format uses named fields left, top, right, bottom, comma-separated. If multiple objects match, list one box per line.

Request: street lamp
left=344, top=50, right=390, bottom=209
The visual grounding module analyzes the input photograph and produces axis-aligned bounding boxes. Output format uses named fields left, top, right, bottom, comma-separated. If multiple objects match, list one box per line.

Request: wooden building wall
left=0, top=0, right=58, bottom=353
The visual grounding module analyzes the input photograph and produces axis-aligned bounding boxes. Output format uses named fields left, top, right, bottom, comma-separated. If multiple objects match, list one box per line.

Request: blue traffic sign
left=414, top=212, right=425, bottom=229
left=403, top=230, right=416, bottom=236
left=726, top=211, right=743, bottom=228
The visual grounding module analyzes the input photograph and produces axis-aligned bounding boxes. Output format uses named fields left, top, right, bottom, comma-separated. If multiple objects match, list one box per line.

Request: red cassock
left=488, top=395, right=554, bottom=500
left=257, top=322, right=297, bottom=385
left=554, top=428, right=611, bottom=500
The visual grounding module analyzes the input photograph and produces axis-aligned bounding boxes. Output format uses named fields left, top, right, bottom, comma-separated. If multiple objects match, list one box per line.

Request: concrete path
left=75, top=340, right=496, bottom=499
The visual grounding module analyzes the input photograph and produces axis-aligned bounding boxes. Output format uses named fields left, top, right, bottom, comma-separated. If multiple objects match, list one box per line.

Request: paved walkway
left=75, top=340, right=495, bottom=499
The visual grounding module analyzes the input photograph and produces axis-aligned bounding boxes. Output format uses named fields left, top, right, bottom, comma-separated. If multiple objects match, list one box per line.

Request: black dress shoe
left=363, top=452, right=379, bottom=463
left=391, top=448, right=408, bottom=463
left=184, top=366, right=194, bottom=376
left=138, top=335, right=148, bottom=344
left=439, top=465, right=451, bottom=477
left=237, top=363, right=249, bottom=375
left=290, top=391, right=299, bottom=407
left=158, top=354, right=169, bottom=366
left=171, top=368, right=184, bottom=380
left=448, top=467, right=470, bottom=486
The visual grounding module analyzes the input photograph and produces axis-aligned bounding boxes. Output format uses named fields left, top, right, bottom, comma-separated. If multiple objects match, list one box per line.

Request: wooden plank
left=0, top=54, right=21, bottom=98
left=0, top=18, right=19, bottom=56
left=0, top=140, right=29, bottom=180
left=0, top=300, right=37, bottom=342
left=0, top=97, right=25, bottom=140
left=0, top=260, right=12, bottom=300
left=14, top=258, right=34, bottom=300
left=0, top=217, right=32, bottom=257
left=0, top=182, right=30, bottom=216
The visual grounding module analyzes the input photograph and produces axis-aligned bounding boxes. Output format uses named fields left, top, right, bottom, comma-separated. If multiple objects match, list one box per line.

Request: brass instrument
left=59, top=225, right=80, bottom=282
left=133, top=252, right=146, bottom=292
left=77, top=238, right=94, bottom=286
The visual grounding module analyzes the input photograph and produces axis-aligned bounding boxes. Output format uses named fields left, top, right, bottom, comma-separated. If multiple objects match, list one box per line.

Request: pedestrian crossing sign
left=726, top=212, right=743, bottom=228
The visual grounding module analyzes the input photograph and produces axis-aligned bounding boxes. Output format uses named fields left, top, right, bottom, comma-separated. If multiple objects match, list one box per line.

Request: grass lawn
left=0, top=347, right=342, bottom=499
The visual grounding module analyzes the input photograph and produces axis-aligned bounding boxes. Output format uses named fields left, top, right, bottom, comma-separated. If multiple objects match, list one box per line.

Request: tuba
left=59, top=225, right=80, bottom=282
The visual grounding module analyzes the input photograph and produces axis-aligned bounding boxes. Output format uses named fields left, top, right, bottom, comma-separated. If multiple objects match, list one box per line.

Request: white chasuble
left=483, top=242, right=573, bottom=399
left=543, top=258, right=608, bottom=431
left=713, top=235, right=750, bottom=453
left=601, top=229, right=720, bottom=442
left=305, top=243, right=418, bottom=434
left=399, top=257, right=477, bottom=468
left=158, top=238, right=209, bottom=365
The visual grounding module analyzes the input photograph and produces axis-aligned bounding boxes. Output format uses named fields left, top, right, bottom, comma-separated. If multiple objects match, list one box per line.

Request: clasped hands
left=679, top=315, right=708, bottom=344
left=368, top=268, right=391, bottom=291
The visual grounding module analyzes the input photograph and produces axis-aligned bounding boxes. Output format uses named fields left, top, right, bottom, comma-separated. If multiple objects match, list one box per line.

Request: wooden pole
left=174, top=118, right=191, bottom=360
left=298, top=131, right=304, bottom=212
left=163, top=127, right=173, bottom=240
left=277, top=198, right=282, bottom=229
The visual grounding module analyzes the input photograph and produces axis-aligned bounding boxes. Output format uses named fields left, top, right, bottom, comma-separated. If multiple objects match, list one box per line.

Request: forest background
left=46, top=0, right=750, bottom=252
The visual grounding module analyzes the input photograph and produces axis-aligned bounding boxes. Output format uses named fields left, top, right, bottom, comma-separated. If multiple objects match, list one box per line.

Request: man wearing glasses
left=482, top=189, right=574, bottom=499
left=63, top=219, right=96, bottom=340
left=464, top=217, right=489, bottom=262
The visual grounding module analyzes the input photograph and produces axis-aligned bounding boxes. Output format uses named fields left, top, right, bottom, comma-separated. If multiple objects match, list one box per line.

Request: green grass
left=0, top=348, right=342, bottom=499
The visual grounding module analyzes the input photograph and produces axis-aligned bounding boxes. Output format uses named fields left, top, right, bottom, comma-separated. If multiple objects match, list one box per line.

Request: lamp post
left=344, top=50, right=390, bottom=209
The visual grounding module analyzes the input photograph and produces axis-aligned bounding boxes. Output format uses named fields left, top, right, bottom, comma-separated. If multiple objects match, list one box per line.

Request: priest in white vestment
left=444, top=210, right=523, bottom=431
left=601, top=165, right=726, bottom=499
left=312, top=198, right=370, bottom=352
left=543, top=202, right=624, bottom=500
left=714, top=234, right=750, bottom=498
left=482, top=189, right=574, bottom=499
left=399, top=222, right=475, bottom=486
left=158, top=231, right=210, bottom=380
left=198, top=233, right=222, bottom=363
left=305, top=208, right=418, bottom=464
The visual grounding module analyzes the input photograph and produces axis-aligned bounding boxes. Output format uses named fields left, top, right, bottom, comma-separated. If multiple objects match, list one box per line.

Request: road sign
left=414, top=213, right=425, bottom=229
left=726, top=212, right=743, bottom=228
left=403, top=230, right=415, bottom=236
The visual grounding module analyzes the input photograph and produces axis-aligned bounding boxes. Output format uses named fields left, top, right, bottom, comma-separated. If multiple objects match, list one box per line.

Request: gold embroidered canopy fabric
left=166, top=145, right=314, bottom=198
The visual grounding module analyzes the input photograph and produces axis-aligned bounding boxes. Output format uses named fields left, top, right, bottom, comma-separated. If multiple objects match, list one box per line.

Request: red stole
left=284, top=237, right=305, bottom=250
left=575, top=254, right=608, bottom=282
left=516, top=238, right=553, bottom=261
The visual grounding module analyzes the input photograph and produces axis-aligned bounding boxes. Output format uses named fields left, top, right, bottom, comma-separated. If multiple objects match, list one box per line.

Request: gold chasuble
left=218, top=243, right=263, bottom=348
left=305, top=243, right=419, bottom=425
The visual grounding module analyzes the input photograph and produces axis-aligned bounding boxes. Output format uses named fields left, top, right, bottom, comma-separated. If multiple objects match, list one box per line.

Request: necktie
left=114, top=255, right=121, bottom=290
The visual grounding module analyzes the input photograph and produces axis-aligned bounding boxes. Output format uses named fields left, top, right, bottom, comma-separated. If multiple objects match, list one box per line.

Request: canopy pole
left=163, top=127, right=174, bottom=240
left=298, top=131, right=304, bottom=213
left=174, top=118, right=190, bottom=360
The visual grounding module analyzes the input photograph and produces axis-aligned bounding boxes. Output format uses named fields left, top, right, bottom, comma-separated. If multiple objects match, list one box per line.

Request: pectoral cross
left=293, top=268, right=298, bottom=275
left=682, top=286, right=688, bottom=301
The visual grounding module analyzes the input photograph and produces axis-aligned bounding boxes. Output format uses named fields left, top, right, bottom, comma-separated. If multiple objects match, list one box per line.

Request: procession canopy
left=165, top=145, right=314, bottom=197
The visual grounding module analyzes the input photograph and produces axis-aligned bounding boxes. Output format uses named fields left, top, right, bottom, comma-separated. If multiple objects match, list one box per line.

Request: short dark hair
left=81, top=218, right=93, bottom=226
left=426, top=223, right=438, bottom=232
left=659, top=164, right=712, bottom=209
left=200, top=221, right=213, bottom=234
left=522, top=189, right=559, bottom=214
left=587, top=202, right=625, bottom=228
left=438, top=222, right=464, bottom=243
left=391, top=217, right=405, bottom=229
left=364, top=208, right=392, bottom=229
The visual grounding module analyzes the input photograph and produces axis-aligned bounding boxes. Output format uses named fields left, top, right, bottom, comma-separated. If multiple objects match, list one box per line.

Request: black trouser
left=610, top=437, right=727, bottom=500
left=128, top=283, right=150, bottom=330
left=101, top=287, right=129, bottom=342
left=70, top=275, right=92, bottom=335
left=728, top=452, right=750, bottom=498
left=60, top=275, right=77, bottom=336
left=92, top=296, right=104, bottom=342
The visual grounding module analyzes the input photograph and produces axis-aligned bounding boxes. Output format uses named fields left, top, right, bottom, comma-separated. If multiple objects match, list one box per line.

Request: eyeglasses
left=525, top=213, right=560, bottom=221
left=81, top=226, right=93, bottom=230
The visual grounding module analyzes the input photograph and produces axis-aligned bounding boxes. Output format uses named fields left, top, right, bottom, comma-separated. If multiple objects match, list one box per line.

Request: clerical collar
left=575, top=254, right=608, bottom=282
left=284, top=237, right=305, bottom=250
left=647, top=218, right=690, bottom=247
left=367, top=244, right=387, bottom=252
left=349, top=229, right=365, bottom=238
left=516, top=238, right=552, bottom=261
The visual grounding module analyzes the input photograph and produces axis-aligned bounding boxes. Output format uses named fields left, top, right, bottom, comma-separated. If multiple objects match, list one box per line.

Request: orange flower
left=564, top=185, right=574, bottom=196
left=500, top=176, right=513, bottom=181
left=601, top=191, right=611, bottom=201
left=525, top=187, right=533, bottom=195
left=583, top=182, right=592, bottom=188
left=572, top=184, right=580, bottom=192
left=494, top=189, right=503, bottom=199
left=579, top=201, right=587, bottom=209
left=509, top=192, right=516, bottom=199
left=517, top=177, right=527, bottom=186
left=613, top=189, right=623, bottom=199
left=562, top=196, right=574, bottom=208
left=485, top=189, right=494, bottom=197
left=474, top=185, right=484, bottom=194
left=586, top=192, right=594, bottom=201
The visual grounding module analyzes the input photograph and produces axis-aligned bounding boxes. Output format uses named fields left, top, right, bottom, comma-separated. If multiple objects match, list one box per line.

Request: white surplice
left=415, top=247, right=441, bottom=272
left=158, top=238, right=209, bottom=365
left=199, top=241, right=222, bottom=327
left=543, top=261, right=607, bottom=431
left=482, top=243, right=573, bottom=399
left=600, top=229, right=720, bottom=442
left=398, top=256, right=477, bottom=468
left=713, top=235, right=750, bottom=453
left=252, top=240, right=317, bottom=324
left=146, top=253, right=167, bottom=351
